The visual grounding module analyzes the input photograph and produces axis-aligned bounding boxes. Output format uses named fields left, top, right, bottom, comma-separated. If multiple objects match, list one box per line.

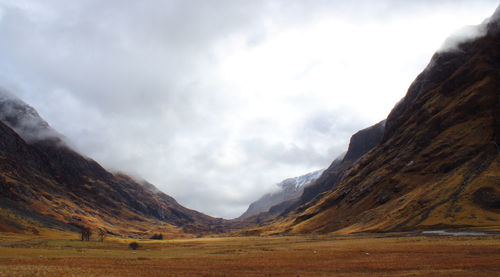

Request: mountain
left=239, top=169, right=324, bottom=219
left=248, top=6, right=500, bottom=235
left=0, top=90, right=224, bottom=236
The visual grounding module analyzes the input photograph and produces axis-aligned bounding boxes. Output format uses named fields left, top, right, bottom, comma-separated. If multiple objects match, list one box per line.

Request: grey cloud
left=241, top=138, right=321, bottom=166
left=438, top=5, right=500, bottom=52
left=301, top=110, right=368, bottom=138
left=439, top=24, right=487, bottom=52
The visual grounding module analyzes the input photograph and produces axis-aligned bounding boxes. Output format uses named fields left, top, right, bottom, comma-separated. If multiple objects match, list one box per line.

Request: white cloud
left=0, top=0, right=498, bottom=218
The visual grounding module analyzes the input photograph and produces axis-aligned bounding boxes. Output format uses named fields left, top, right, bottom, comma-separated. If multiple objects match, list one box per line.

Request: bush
left=80, top=227, right=91, bottom=241
left=98, top=229, right=105, bottom=242
left=30, top=227, right=40, bottom=235
left=129, top=241, right=140, bottom=250
left=150, top=233, right=163, bottom=240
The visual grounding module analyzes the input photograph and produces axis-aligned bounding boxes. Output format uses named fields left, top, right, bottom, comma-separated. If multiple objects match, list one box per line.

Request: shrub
left=129, top=242, right=140, bottom=250
left=98, top=229, right=105, bottom=242
left=150, top=233, right=163, bottom=240
left=80, top=227, right=91, bottom=241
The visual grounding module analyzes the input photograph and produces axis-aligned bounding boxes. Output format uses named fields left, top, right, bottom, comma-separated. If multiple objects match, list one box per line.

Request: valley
left=0, top=2, right=499, bottom=276
left=0, top=232, right=499, bottom=276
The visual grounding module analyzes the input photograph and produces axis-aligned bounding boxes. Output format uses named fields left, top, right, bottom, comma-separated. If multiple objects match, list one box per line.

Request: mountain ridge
left=0, top=91, right=225, bottom=236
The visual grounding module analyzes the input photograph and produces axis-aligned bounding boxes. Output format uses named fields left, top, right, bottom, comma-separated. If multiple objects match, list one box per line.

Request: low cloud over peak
left=0, top=0, right=497, bottom=218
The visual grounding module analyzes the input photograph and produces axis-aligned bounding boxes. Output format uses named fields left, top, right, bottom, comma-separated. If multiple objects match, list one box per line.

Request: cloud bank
left=0, top=0, right=497, bottom=218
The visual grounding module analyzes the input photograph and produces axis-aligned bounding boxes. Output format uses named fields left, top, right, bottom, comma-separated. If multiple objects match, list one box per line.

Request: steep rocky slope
left=254, top=7, right=500, bottom=235
left=0, top=91, right=224, bottom=236
left=300, top=120, right=386, bottom=206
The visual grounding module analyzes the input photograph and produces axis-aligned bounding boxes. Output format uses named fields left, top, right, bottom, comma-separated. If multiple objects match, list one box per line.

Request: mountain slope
left=0, top=91, right=224, bottom=236
left=256, top=7, right=500, bottom=235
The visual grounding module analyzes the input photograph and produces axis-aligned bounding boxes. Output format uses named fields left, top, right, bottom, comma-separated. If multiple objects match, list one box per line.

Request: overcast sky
left=0, top=0, right=497, bottom=218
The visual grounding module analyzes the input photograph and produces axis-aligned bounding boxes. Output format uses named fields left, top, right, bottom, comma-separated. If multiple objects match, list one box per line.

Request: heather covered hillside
left=248, top=7, right=500, bottom=235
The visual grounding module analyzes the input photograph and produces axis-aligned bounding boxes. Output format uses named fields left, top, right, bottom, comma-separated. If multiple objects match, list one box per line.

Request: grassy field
left=0, top=232, right=499, bottom=276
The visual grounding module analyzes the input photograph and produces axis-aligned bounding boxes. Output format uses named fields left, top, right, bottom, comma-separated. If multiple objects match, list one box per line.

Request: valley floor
left=0, top=232, right=499, bottom=276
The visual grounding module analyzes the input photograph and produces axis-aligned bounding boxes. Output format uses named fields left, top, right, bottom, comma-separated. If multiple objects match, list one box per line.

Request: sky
left=0, top=0, right=498, bottom=219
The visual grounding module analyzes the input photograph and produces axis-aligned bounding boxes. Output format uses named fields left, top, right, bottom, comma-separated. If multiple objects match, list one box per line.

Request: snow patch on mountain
left=239, top=169, right=324, bottom=219
left=278, top=169, right=324, bottom=192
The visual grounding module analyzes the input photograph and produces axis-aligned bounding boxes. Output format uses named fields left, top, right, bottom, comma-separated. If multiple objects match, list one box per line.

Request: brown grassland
left=0, top=231, right=499, bottom=276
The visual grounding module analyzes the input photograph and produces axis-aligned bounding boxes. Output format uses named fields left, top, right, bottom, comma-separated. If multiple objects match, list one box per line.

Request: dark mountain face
left=0, top=92, right=224, bottom=236
left=343, top=121, right=386, bottom=163
left=297, top=120, right=385, bottom=210
left=249, top=7, right=500, bottom=235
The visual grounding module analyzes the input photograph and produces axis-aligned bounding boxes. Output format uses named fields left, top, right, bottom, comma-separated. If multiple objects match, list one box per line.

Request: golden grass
left=0, top=233, right=498, bottom=276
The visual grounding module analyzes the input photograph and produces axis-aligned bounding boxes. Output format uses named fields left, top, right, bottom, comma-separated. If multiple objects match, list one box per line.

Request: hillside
left=0, top=91, right=224, bottom=237
left=249, top=7, right=500, bottom=235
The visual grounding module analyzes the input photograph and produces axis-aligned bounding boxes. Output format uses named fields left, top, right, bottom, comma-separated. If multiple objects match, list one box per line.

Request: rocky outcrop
left=343, top=121, right=386, bottom=163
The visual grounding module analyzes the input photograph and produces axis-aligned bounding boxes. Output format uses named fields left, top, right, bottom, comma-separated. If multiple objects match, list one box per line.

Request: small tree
left=80, top=227, right=91, bottom=241
left=129, top=241, right=140, bottom=250
left=98, top=229, right=105, bottom=242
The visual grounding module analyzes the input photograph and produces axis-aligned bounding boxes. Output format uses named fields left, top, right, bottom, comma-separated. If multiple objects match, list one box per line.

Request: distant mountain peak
left=278, top=169, right=324, bottom=192
left=239, top=169, right=324, bottom=219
